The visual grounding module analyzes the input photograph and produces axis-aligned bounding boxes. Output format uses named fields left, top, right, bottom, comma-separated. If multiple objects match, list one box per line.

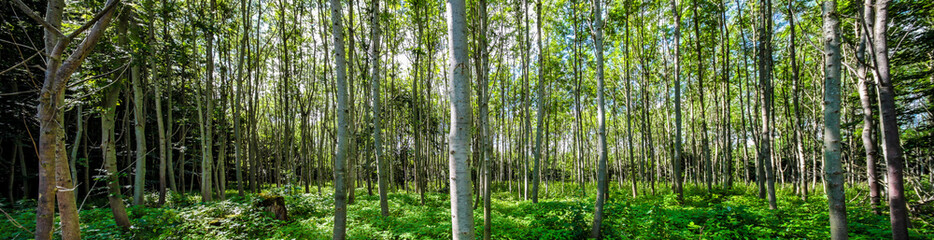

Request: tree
left=671, top=0, right=684, bottom=203
left=757, top=0, right=777, bottom=210
left=478, top=0, right=493, bottom=238
left=101, top=81, right=131, bottom=228
left=367, top=0, right=388, bottom=217
left=331, top=0, right=350, bottom=237
left=447, top=0, right=475, bottom=238
left=821, top=0, right=848, bottom=238
left=11, top=0, right=120, bottom=238
left=531, top=0, right=544, bottom=204
left=872, top=0, right=910, bottom=238
left=855, top=0, right=879, bottom=214
left=788, top=0, right=807, bottom=201
left=200, top=0, right=217, bottom=203
left=131, top=11, right=148, bottom=206
left=589, top=0, right=608, bottom=237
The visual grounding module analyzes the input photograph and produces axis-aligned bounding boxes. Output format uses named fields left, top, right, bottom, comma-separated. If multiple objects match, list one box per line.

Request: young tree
left=855, top=0, right=879, bottom=213
left=11, top=0, right=120, bottom=238
left=101, top=82, right=131, bottom=228
left=872, top=0, right=910, bottom=238
left=131, top=12, right=148, bottom=206
left=331, top=0, right=350, bottom=237
left=367, top=0, right=389, bottom=217
left=478, top=0, right=494, bottom=238
left=788, top=0, right=808, bottom=201
left=201, top=0, right=217, bottom=203
left=821, top=0, right=848, bottom=238
left=589, top=0, right=609, bottom=237
left=531, top=0, right=544, bottom=204
left=671, top=0, right=684, bottom=203
left=447, top=0, right=475, bottom=238
left=757, top=0, right=777, bottom=210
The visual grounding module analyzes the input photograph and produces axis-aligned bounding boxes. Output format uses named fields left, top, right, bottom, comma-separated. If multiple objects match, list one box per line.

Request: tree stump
left=258, top=194, right=289, bottom=221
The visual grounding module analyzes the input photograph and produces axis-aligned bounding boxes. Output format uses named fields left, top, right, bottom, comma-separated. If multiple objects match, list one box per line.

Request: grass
left=1, top=182, right=932, bottom=239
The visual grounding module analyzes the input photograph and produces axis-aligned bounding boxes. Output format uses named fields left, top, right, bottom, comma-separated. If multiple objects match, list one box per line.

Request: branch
left=0, top=51, right=41, bottom=75
left=63, top=0, right=121, bottom=42
left=56, top=0, right=120, bottom=90
left=10, top=0, right=64, bottom=39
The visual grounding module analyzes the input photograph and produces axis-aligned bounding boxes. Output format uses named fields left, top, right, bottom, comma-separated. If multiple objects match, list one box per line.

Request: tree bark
left=478, top=0, right=493, bottom=238
left=331, top=0, right=349, bottom=237
left=788, top=0, right=807, bottom=201
left=28, top=0, right=119, bottom=238
left=757, top=0, right=777, bottom=210
left=821, top=1, right=848, bottom=238
left=531, top=0, right=544, bottom=204
left=589, top=0, right=608, bottom=237
left=201, top=0, right=216, bottom=202
left=102, top=83, right=132, bottom=228
left=447, top=0, right=475, bottom=239
left=671, top=0, right=683, bottom=202
left=856, top=0, right=880, bottom=214
left=367, top=0, right=388, bottom=217
left=872, top=0, right=910, bottom=238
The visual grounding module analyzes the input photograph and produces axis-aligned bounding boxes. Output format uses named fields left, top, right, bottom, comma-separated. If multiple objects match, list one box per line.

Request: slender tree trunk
left=757, top=0, right=777, bottom=210
left=671, top=0, right=683, bottom=202
left=199, top=0, right=217, bottom=202
left=589, top=0, right=608, bottom=237
left=872, top=0, right=910, bottom=237
left=367, top=0, right=388, bottom=217
left=447, top=0, right=475, bottom=238
left=479, top=0, right=493, bottom=237
left=531, top=0, right=544, bottom=204
left=788, top=0, right=807, bottom=201
left=17, top=139, right=29, bottom=201
left=156, top=63, right=167, bottom=206
left=102, top=83, right=132, bottom=228
left=821, top=1, right=848, bottom=238
left=692, top=0, right=712, bottom=192
left=623, top=2, right=637, bottom=198
left=331, top=0, right=349, bottom=237
left=128, top=12, right=148, bottom=206
left=68, top=105, right=83, bottom=194
left=856, top=0, right=880, bottom=214
left=28, top=0, right=118, bottom=237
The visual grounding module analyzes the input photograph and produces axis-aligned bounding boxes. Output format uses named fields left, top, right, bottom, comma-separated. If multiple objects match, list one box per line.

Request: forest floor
left=2, top=183, right=933, bottom=239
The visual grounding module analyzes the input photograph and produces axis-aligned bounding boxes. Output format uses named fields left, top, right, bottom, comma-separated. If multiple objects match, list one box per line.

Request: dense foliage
left=2, top=183, right=932, bottom=239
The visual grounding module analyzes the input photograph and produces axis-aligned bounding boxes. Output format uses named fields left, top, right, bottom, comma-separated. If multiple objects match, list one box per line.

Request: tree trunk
left=28, top=0, right=119, bottom=238
left=589, top=0, right=608, bottom=237
left=479, top=0, right=493, bottom=238
left=201, top=0, right=216, bottom=202
left=102, top=84, right=132, bottom=228
left=757, top=0, right=777, bottom=210
left=788, top=0, right=807, bottom=201
left=68, top=105, right=83, bottom=195
left=164, top=0, right=176, bottom=194
left=692, top=0, right=712, bottom=192
left=531, top=0, right=544, bottom=204
left=671, top=0, right=683, bottom=202
left=856, top=0, right=880, bottom=214
left=368, top=0, right=388, bottom=217
left=447, top=0, right=475, bottom=238
left=331, top=0, right=349, bottom=237
left=156, top=65, right=167, bottom=206
left=623, top=2, right=637, bottom=198
left=821, top=1, right=848, bottom=238
left=872, top=0, right=910, bottom=238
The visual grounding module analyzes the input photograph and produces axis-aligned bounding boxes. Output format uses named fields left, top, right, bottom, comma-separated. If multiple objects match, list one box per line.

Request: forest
left=0, top=0, right=932, bottom=239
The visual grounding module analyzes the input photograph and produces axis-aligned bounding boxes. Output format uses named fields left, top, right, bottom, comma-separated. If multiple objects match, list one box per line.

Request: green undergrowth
left=1, top=183, right=932, bottom=239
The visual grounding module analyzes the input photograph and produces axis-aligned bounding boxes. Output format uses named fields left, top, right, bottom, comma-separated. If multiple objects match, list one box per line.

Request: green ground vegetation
left=2, top=182, right=932, bottom=240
